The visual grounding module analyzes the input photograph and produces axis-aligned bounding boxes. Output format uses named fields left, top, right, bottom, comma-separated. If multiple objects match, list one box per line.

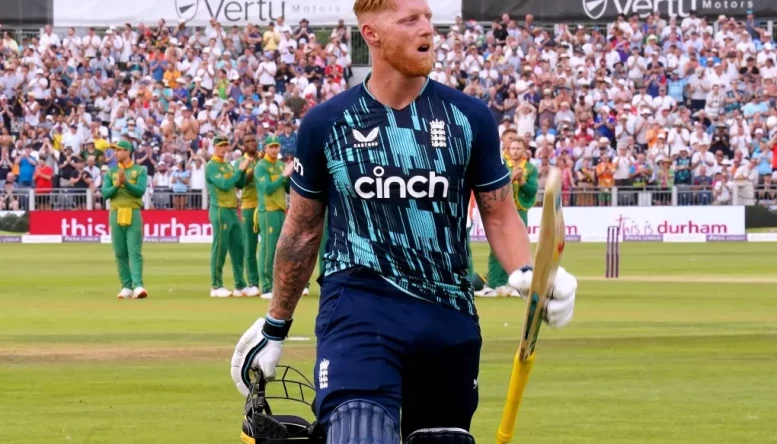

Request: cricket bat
left=496, top=167, right=566, bottom=444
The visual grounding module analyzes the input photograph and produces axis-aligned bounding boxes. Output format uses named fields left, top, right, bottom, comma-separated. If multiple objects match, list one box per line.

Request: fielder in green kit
left=475, top=139, right=538, bottom=297
left=207, top=136, right=251, bottom=298
left=254, top=135, right=294, bottom=299
left=101, top=140, right=148, bottom=299
left=233, top=133, right=262, bottom=297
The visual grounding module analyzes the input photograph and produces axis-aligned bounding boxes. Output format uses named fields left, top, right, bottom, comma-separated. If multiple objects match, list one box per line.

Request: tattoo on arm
left=474, top=183, right=512, bottom=214
left=268, top=190, right=326, bottom=320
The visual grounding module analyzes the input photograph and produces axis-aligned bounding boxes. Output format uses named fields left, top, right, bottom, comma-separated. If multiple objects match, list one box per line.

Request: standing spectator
left=15, top=146, right=36, bottom=187
left=171, top=159, right=190, bottom=209
left=33, top=156, right=53, bottom=209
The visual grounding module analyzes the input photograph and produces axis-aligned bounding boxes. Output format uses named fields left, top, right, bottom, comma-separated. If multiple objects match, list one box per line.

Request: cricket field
left=1, top=242, right=776, bottom=443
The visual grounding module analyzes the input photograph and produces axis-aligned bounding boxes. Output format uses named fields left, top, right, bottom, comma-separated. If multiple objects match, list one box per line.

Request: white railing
left=9, top=184, right=770, bottom=210
left=19, top=188, right=209, bottom=210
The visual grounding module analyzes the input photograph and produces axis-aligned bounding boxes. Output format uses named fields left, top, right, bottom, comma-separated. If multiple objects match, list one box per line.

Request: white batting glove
left=508, top=266, right=577, bottom=328
left=230, top=315, right=291, bottom=397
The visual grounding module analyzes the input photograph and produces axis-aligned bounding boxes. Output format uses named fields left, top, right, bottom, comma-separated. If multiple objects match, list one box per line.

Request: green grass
left=1, top=243, right=776, bottom=443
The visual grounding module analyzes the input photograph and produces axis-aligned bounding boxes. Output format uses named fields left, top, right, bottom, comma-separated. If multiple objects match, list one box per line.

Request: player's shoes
left=260, top=292, right=273, bottom=300
left=117, top=288, right=133, bottom=299
left=132, top=287, right=148, bottom=299
left=474, top=286, right=498, bottom=297
left=233, top=288, right=248, bottom=297
left=496, top=285, right=520, bottom=297
left=245, top=286, right=261, bottom=297
left=302, top=287, right=310, bottom=296
left=211, top=288, right=233, bottom=298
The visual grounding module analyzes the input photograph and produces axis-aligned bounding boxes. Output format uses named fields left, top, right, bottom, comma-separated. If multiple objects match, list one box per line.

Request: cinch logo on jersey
left=353, top=128, right=380, bottom=148
left=582, top=0, right=753, bottom=20
left=293, top=157, right=304, bottom=176
left=354, top=166, right=450, bottom=199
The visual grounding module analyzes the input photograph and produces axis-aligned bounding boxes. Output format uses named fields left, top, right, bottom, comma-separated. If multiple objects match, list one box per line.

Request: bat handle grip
left=496, top=352, right=537, bottom=444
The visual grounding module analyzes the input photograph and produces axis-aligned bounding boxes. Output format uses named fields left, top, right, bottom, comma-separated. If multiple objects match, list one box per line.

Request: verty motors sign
left=463, top=0, right=772, bottom=23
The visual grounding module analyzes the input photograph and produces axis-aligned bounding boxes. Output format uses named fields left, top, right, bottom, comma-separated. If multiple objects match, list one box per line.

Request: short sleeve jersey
left=291, top=78, right=510, bottom=316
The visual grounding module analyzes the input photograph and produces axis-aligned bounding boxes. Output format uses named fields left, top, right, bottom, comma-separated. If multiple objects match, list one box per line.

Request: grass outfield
left=1, top=242, right=776, bottom=444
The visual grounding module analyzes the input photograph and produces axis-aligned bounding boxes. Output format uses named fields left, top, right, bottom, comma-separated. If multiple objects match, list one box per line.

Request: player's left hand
left=508, top=266, right=577, bottom=328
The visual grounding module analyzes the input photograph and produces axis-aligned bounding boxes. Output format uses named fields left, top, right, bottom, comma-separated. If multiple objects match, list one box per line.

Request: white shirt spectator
left=278, top=38, right=298, bottom=65
left=189, top=162, right=206, bottom=190
left=687, top=74, right=710, bottom=100
left=730, top=134, right=752, bottom=157
left=83, top=34, right=102, bottom=58
left=153, top=170, right=172, bottom=188
left=627, top=54, right=646, bottom=80
left=62, top=34, right=81, bottom=53
left=613, top=152, right=635, bottom=180
left=667, top=127, right=690, bottom=151
left=689, top=129, right=711, bottom=147
left=692, top=149, right=716, bottom=176
left=62, top=130, right=85, bottom=155
left=94, top=96, right=113, bottom=122
left=257, top=101, right=280, bottom=117
left=652, top=95, right=676, bottom=111
left=39, top=30, right=61, bottom=51
left=255, top=60, right=277, bottom=86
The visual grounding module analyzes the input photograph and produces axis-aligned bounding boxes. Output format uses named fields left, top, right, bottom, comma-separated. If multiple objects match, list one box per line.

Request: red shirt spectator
left=34, top=160, right=53, bottom=193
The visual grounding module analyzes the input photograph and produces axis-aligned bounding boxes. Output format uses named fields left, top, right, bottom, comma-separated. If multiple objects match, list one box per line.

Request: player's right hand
left=230, top=316, right=291, bottom=396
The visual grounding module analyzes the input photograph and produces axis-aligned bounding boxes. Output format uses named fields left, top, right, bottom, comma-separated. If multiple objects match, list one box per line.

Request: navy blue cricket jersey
left=290, top=76, right=510, bottom=316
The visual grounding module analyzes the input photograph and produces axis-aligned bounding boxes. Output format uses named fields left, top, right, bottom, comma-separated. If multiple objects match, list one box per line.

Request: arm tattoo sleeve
left=474, top=183, right=512, bottom=214
left=268, top=190, right=326, bottom=320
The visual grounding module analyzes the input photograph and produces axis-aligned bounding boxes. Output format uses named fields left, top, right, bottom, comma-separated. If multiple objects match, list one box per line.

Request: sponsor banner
left=523, top=233, right=582, bottom=242
left=145, top=236, right=181, bottom=243
left=179, top=235, right=213, bottom=244
left=706, top=234, right=747, bottom=242
left=11, top=233, right=777, bottom=244
left=63, top=235, right=101, bottom=243
left=469, top=206, right=745, bottom=240
left=462, top=0, right=773, bottom=23
left=623, top=234, right=663, bottom=242
left=663, top=233, right=708, bottom=242
left=53, top=0, right=461, bottom=27
left=747, top=233, right=777, bottom=242
left=29, top=210, right=212, bottom=237
left=21, top=235, right=62, bottom=244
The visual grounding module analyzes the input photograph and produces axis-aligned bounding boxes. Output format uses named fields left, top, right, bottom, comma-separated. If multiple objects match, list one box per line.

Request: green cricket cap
left=112, top=140, right=134, bottom=152
left=264, top=135, right=281, bottom=147
left=213, top=136, right=230, bottom=146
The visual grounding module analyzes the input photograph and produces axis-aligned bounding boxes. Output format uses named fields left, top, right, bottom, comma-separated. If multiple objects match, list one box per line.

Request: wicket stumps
left=606, top=226, right=620, bottom=278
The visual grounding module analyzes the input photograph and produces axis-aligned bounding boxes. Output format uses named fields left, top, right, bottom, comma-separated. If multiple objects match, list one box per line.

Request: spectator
left=33, top=156, right=53, bottom=209
left=1, top=173, right=19, bottom=210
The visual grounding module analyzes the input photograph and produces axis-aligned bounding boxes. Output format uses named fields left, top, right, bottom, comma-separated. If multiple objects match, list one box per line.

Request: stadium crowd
left=1, top=11, right=777, bottom=212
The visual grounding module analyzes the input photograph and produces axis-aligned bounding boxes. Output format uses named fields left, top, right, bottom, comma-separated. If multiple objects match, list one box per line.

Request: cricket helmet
left=471, top=272, right=487, bottom=292
left=240, top=366, right=325, bottom=444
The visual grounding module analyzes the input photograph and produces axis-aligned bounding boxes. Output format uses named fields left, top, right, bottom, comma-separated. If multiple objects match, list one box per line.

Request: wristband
left=262, top=314, right=293, bottom=341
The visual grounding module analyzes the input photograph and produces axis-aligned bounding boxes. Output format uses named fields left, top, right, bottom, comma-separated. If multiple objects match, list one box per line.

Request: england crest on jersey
left=430, top=119, right=447, bottom=148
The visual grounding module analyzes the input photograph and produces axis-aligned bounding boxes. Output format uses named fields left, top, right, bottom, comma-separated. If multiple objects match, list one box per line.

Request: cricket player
left=101, top=140, right=148, bottom=299
left=476, top=138, right=539, bottom=298
left=254, top=135, right=294, bottom=299
left=235, top=133, right=262, bottom=297
left=207, top=136, right=251, bottom=298
left=231, top=0, right=578, bottom=442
